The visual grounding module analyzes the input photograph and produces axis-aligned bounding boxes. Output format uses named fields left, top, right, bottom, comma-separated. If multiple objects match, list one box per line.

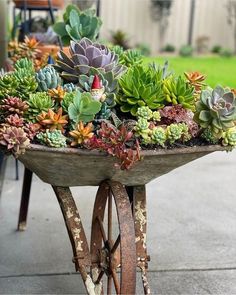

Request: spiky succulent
left=53, top=5, right=102, bottom=45
left=25, top=92, right=54, bottom=123
left=36, top=129, right=67, bottom=148
left=184, top=71, right=206, bottom=93
left=0, top=74, right=19, bottom=98
left=201, top=128, right=219, bottom=144
left=4, top=114, right=24, bottom=127
left=0, top=97, right=28, bottom=116
left=68, top=91, right=101, bottom=123
left=162, top=76, right=195, bottom=110
left=48, top=86, right=66, bottom=104
left=54, top=38, right=126, bottom=83
left=151, top=127, right=167, bottom=147
left=120, top=49, right=143, bottom=67
left=194, top=86, right=236, bottom=138
left=117, top=64, right=166, bottom=116
left=36, top=108, right=68, bottom=132
left=0, top=126, right=30, bottom=156
left=222, top=127, right=236, bottom=147
left=14, top=58, right=35, bottom=76
left=69, top=121, right=94, bottom=145
left=36, top=66, right=61, bottom=92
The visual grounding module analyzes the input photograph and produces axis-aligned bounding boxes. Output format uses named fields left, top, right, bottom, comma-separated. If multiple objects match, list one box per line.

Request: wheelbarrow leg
left=17, top=167, right=33, bottom=231
left=52, top=186, right=95, bottom=295
left=133, top=185, right=151, bottom=295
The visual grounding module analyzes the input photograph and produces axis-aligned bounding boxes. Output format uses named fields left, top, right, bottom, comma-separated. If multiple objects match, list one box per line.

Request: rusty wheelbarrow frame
left=17, top=144, right=225, bottom=294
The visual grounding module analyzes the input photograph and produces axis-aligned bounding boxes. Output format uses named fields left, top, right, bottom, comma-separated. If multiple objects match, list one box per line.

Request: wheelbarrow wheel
left=90, top=180, right=136, bottom=295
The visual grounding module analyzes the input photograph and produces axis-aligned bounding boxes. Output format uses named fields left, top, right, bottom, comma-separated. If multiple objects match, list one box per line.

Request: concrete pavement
left=1, top=150, right=236, bottom=294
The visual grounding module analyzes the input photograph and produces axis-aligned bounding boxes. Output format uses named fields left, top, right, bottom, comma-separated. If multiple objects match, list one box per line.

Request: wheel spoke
left=95, top=270, right=105, bottom=284
left=107, top=275, right=112, bottom=295
left=108, top=192, right=112, bottom=242
left=111, top=269, right=121, bottom=294
left=111, top=234, right=120, bottom=254
left=96, top=217, right=107, bottom=244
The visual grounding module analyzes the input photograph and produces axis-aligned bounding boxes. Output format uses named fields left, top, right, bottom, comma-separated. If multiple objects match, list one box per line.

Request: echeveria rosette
left=222, top=127, right=236, bottom=148
left=54, top=38, right=126, bottom=83
left=194, top=86, right=236, bottom=138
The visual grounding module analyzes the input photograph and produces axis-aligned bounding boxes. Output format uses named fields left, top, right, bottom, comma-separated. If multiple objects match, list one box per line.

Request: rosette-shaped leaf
left=69, top=121, right=94, bottom=146
left=0, top=126, right=30, bottom=156
left=151, top=127, right=167, bottom=147
left=194, top=86, right=236, bottom=137
left=54, top=38, right=126, bottom=83
left=0, top=74, right=19, bottom=98
left=36, top=66, right=61, bottom=92
left=0, top=97, right=28, bottom=116
left=162, top=76, right=195, bottom=110
left=222, top=127, right=236, bottom=147
left=25, top=92, right=54, bottom=123
left=63, top=83, right=77, bottom=92
left=37, top=129, right=67, bottom=148
left=36, top=108, right=68, bottom=132
left=4, top=114, right=24, bottom=127
left=166, top=123, right=189, bottom=144
left=117, top=64, right=165, bottom=116
left=68, top=91, right=101, bottom=123
left=48, top=86, right=66, bottom=104
left=136, top=106, right=153, bottom=120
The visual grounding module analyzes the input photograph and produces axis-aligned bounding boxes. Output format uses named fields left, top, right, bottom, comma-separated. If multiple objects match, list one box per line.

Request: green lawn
left=145, top=56, right=236, bottom=88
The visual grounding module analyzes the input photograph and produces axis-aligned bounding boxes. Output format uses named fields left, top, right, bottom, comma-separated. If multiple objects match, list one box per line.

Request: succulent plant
left=151, top=127, right=167, bottom=147
left=162, top=76, right=195, bottom=110
left=4, top=114, right=24, bottom=127
left=201, top=128, right=219, bottom=144
left=184, top=71, right=206, bottom=93
left=69, top=121, right=94, bottom=146
left=166, top=123, right=189, bottom=144
left=0, top=97, right=28, bottom=116
left=15, top=76, right=38, bottom=100
left=222, top=127, right=236, bottom=147
left=117, top=64, right=166, bottom=116
left=194, top=86, right=236, bottom=138
left=14, top=58, right=35, bottom=76
left=61, top=92, right=75, bottom=113
left=96, top=102, right=111, bottom=119
left=53, top=5, right=102, bottom=45
left=0, top=74, right=19, bottom=98
left=63, top=83, right=78, bottom=92
left=0, top=126, right=30, bottom=156
left=120, top=49, right=143, bottom=67
left=36, top=108, right=68, bottom=132
left=37, top=129, right=67, bottom=148
left=48, top=86, right=66, bottom=104
left=68, top=91, right=101, bottom=123
left=36, top=66, right=61, bottom=92
left=25, top=92, right=54, bottom=123
left=134, top=118, right=150, bottom=143
left=136, top=106, right=153, bottom=120
left=54, top=38, right=126, bottom=83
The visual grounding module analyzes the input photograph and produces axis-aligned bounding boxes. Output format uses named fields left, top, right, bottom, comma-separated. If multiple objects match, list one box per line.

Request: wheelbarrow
left=18, top=143, right=225, bottom=294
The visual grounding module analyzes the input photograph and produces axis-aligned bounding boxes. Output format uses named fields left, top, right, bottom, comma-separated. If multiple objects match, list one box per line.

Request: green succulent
left=117, top=64, right=166, bottom=116
left=112, top=46, right=143, bottom=67
left=25, top=92, right=54, bottom=122
left=201, top=128, right=219, bottom=144
left=134, top=118, right=150, bottom=142
left=194, top=86, right=236, bottom=138
left=53, top=5, right=102, bottom=45
left=14, top=58, right=35, bottom=76
left=61, top=92, right=75, bottom=113
left=162, top=76, right=195, bottom=110
left=152, top=111, right=161, bottom=121
left=16, top=76, right=38, bottom=100
left=0, top=74, right=19, bottom=98
left=166, top=123, right=189, bottom=144
left=68, top=91, right=101, bottom=123
left=36, top=66, right=61, bottom=92
left=36, top=129, right=67, bottom=148
left=222, top=127, right=236, bottom=147
left=136, top=106, right=153, bottom=120
left=78, top=71, right=117, bottom=107
left=151, top=127, right=167, bottom=147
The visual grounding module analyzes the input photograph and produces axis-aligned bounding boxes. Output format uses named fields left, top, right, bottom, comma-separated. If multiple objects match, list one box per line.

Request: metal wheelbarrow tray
left=18, top=144, right=225, bottom=295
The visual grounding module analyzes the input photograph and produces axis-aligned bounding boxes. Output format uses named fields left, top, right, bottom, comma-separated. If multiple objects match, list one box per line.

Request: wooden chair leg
left=17, top=167, right=33, bottom=231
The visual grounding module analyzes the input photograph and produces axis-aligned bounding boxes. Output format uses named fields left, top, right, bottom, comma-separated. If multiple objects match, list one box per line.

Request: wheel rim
left=90, top=181, right=136, bottom=295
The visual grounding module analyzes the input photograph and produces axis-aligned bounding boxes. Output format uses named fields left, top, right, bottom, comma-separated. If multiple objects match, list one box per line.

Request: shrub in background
left=219, top=48, right=233, bottom=58
left=179, top=45, right=193, bottom=57
left=162, top=44, right=176, bottom=52
left=211, top=45, right=222, bottom=54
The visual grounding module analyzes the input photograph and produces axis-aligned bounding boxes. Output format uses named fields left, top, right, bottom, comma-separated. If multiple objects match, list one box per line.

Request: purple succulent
left=54, top=38, right=126, bottom=83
